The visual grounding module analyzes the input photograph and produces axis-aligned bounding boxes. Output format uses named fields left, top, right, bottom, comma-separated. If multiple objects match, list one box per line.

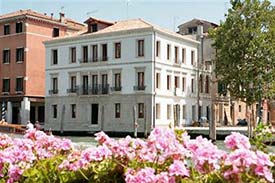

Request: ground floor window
left=115, top=103, right=120, bottom=118
left=138, top=103, right=144, bottom=118
left=71, top=104, right=76, bottom=118
left=52, top=105, right=57, bottom=118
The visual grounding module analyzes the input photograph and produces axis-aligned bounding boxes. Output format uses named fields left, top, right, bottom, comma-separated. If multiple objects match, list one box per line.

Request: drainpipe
left=197, top=25, right=204, bottom=122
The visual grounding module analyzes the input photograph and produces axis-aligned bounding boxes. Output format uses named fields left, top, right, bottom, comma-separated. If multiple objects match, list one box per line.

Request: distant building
left=44, top=17, right=204, bottom=133
left=0, top=9, right=85, bottom=124
left=178, top=18, right=248, bottom=125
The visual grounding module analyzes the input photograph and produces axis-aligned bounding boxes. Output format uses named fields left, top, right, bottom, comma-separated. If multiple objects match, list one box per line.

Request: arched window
left=199, top=74, right=203, bottom=93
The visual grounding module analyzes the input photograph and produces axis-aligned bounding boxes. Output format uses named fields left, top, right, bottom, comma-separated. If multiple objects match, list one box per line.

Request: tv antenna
left=60, top=6, right=64, bottom=12
left=86, top=10, right=98, bottom=17
left=126, top=0, right=131, bottom=19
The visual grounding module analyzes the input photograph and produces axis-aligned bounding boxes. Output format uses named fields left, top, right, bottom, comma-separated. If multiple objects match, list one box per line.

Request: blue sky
left=1, top=0, right=275, bottom=31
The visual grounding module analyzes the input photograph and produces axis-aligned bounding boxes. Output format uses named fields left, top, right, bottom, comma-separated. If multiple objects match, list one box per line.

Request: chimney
left=51, top=13, right=54, bottom=19
left=59, top=12, right=65, bottom=23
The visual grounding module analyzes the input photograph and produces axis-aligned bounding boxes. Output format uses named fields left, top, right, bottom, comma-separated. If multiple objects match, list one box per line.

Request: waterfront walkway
left=184, top=126, right=247, bottom=136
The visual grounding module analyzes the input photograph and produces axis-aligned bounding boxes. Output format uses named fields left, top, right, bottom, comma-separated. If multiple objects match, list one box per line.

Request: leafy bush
left=0, top=128, right=274, bottom=183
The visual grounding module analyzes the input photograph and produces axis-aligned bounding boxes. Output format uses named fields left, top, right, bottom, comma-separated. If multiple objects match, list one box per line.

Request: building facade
left=44, top=18, right=207, bottom=133
left=0, top=9, right=85, bottom=124
left=178, top=19, right=248, bottom=125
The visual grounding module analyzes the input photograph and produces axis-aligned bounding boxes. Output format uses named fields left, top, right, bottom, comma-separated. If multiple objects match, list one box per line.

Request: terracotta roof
left=178, top=18, right=219, bottom=28
left=95, top=19, right=198, bottom=43
left=0, top=9, right=85, bottom=30
left=84, top=17, right=113, bottom=25
left=45, top=18, right=199, bottom=44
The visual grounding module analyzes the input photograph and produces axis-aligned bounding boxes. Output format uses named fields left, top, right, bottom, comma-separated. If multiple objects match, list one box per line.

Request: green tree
left=211, top=0, right=275, bottom=105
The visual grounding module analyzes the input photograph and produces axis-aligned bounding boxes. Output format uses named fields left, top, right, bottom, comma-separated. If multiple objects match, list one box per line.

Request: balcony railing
left=79, top=57, right=108, bottom=63
left=111, top=86, right=122, bottom=91
left=49, top=89, right=58, bottom=95
left=99, top=56, right=108, bottom=61
left=133, top=85, right=146, bottom=91
left=15, top=88, right=24, bottom=94
left=67, top=86, right=79, bottom=93
left=79, top=85, right=109, bottom=95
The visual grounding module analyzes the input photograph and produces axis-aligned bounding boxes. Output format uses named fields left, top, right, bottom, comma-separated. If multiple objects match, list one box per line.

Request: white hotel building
left=44, top=17, right=212, bottom=133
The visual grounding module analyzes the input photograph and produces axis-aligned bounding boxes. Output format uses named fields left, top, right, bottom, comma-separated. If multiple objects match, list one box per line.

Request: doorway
left=12, top=107, right=20, bottom=124
left=91, top=104, right=99, bottom=125
left=30, top=106, right=35, bottom=123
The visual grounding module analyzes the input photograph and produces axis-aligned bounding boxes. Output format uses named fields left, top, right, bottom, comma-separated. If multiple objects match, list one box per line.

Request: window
left=199, top=75, right=203, bottom=93
left=71, top=104, right=76, bottom=118
left=16, top=22, right=23, bottom=33
left=4, top=25, right=10, bottom=35
left=191, top=78, right=195, bottom=93
left=52, top=105, right=57, bottom=118
left=156, top=103, right=160, bottom=119
left=82, top=46, right=88, bottom=63
left=102, top=44, right=108, bottom=61
left=16, top=77, right=23, bottom=92
left=167, top=44, right=171, bottom=60
left=138, top=72, right=144, bottom=87
left=70, top=76, right=76, bottom=91
left=175, top=46, right=179, bottom=63
left=205, top=75, right=210, bottom=93
left=206, top=106, right=210, bottom=121
left=182, top=77, right=185, bottom=92
left=92, top=75, right=98, bottom=88
left=114, top=42, right=121, bottom=59
left=182, top=48, right=186, bottom=63
left=156, top=41, right=160, bottom=57
left=167, top=104, right=171, bottom=119
left=91, top=24, right=98, bottom=32
left=114, top=73, right=121, bottom=88
left=167, top=75, right=171, bottom=90
left=16, top=48, right=24, bottom=62
left=239, top=105, right=242, bottom=112
left=182, top=105, right=186, bottom=119
left=82, top=75, right=89, bottom=94
left=115, top=103, right=120, bottom=118
left=52, top=49, right=58, bottom=65
left=191, top=50, right=195, bottom=65
left=188, top=27, right=197, bottom=34
left=137, top=40, right=144, bottom=57
left=3, top=49, right=10, bottom=63
left=52, top=28, right=59, bottom=37
left=175, top=76, right=179, bottom=88
left=92, top=45, right=98, bottom=62
left=156, top=73, right=160, bottom=89
left=52, top=77, right=58, bottom=92
left=138, top=103, right=144, bottom=118
left=2, top=79, right=10, bottom=92
left=70, top=47, right=76, bottom=63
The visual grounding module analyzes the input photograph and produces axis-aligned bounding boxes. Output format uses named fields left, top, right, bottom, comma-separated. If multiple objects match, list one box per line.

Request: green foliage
left=210, top=0, right=275, bottom=105
left=250, top=123, right=273, bottom=152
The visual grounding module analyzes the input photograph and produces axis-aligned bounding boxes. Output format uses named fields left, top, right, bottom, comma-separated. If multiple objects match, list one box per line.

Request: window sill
left=1, top=92, right=9, bottom=95
left=16, top=61, right=23, bottom=64
left=3, top=62, right=10, bottom=65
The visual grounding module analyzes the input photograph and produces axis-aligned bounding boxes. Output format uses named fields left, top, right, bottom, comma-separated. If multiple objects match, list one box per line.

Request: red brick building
left=0, top=9, right=85, bottom=124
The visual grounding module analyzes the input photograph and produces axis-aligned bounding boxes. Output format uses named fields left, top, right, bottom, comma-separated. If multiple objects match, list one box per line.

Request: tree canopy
left=211, top=0, right=275, bottom=105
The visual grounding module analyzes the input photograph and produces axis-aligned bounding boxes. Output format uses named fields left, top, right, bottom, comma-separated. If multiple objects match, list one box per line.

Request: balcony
left=49, top=89, right=58, bottom=95
left=79, top=85, right=109, bottom=95
left=67, top=86, right=79, bottom=94
left=78, top=58, right=92, bottom=64
left=134, top=85, right=146, bottom=91
left=110, top=86, right=122, bottom=92
left=99, top=56, right=108, bottom=62
left=15, top=88, right=24, bottom=94
left=100, top=84, right=109, bottom=94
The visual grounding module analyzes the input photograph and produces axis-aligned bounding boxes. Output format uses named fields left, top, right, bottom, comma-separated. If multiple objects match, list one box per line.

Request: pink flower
left=125, top=167, right=156, bottom=183
left=169, top=160, right=189, bottom=177
left=224, top=132, right=251, bottom=150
